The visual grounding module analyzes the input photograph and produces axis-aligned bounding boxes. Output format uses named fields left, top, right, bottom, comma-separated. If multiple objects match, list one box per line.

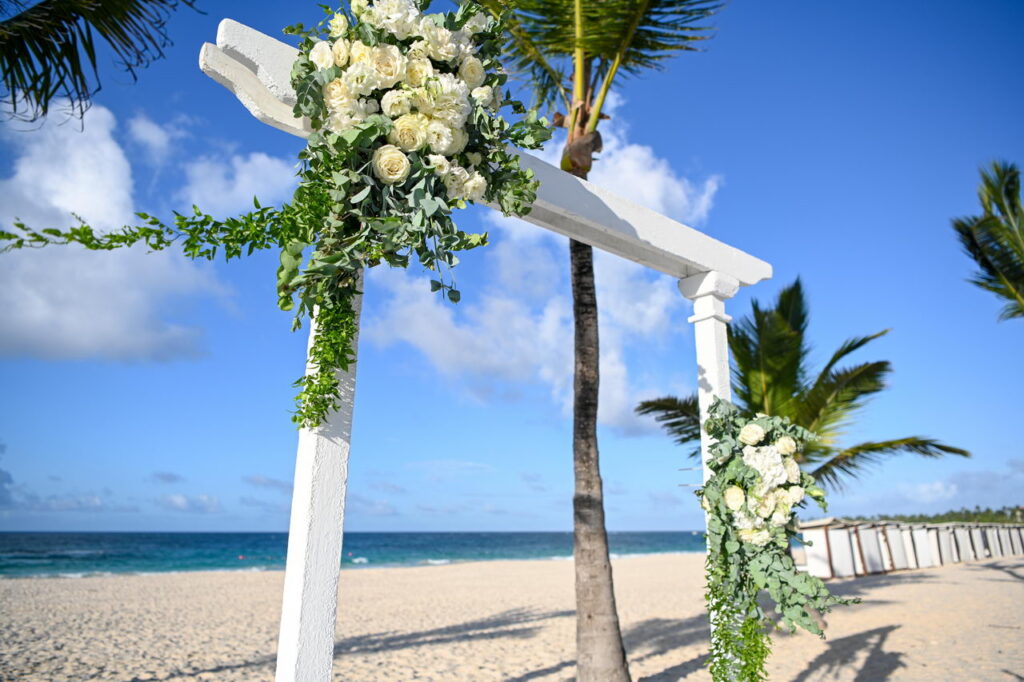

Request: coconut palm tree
left=485, top=1, right=720, bottom=679
left=637, top=279, right=970, bottom=490
left=953, top=161, right=1024, bottom=321
left=0, top=0, right=198, bottom=121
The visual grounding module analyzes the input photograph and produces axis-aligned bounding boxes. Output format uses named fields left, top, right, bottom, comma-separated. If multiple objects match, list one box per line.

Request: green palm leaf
left=0, top=0, right=199, bottom=120
left=952, top=161, right=1024, bottom=320
left=635, top=279, right=970, bottom=490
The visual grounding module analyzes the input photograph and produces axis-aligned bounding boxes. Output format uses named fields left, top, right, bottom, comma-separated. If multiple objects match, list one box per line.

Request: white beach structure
left=198, top=19, right=774, bottom=682
left=935, top=525, right=959, bottom=564
left=953, top=525, right=975, bottom=562
left=984, top=526, right=1004, bottom=558
left=878, top=522, right=908, bottom=570
left=853, top=524, right=888, bottom=574
left=1011, top=526, right=1024, bottom=555
left=971, top=526, right=988, bottom=558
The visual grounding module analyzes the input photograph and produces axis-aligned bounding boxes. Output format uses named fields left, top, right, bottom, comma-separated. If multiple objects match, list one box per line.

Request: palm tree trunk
left=570, top=236, right=631, bottom=682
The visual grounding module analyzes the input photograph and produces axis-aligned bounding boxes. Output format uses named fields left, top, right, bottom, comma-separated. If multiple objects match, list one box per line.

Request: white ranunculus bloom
left=372, top=144, right=411, bottom=184
left=388, top=113, right=429, bottom=152
left=349, top=40, right=372, bottom=64
left=344, top=60, right=382, bottom=97
left=409, top=87, right=434, bottom=115
left=738, top=423, right=765, bottom=446
left=332, top=39, right=350, bottom=68
left=310, top=41, right=335, bottom=70
left=425, top=119, right=455, bottom=155
left=783, top=457, right=801, bottom=484
left=471, top=85, right=493, bottom=105
left=786, top=486, right=805, bottom=505
left=458, top=56, right=486, bottom=89
left=405, top=58, right=434, bottom=88
left=462, top=170, right=487, bottom=202
left=426, top=154, right=450, bottom=176
left=742, top=445, right=788, bottom=489
left=380, top=90, right=412, bottom=118
left=775, top=436, right=797, bottom=456
left=443, top=165, right=470, bottom=199
left=370, top=0, right=420, bottom=39
left=739, top=528, right=772, bottom=546
left=323, top=78, right=353, bottom=112
left=329, top=13, right=349, bottom=38
left=723, top=486, right=745, bottom=512
left=370, top=44, right=407, bottom=89
left=420, top=19, right=458, bottom=62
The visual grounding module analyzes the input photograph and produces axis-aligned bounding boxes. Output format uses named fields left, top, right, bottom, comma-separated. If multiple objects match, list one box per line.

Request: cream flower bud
left=371, top=144, right=411, bottom=185
left=787, top=486, right=805, bottom=505
left=351, top=0, right=369, bottom=17
left=783, top=457, right=801, bottom=484
left=738, top=528, right=772, bottom=546
left=443, top=165, right=470, bottom=199
left=738, top=423, right=765, bottom=446
left=309, top=41, right=335, bottom=70
left=426, top=119, right=455, bottom=155
left=405, top=58, right=434, bottom=88
left=723, top=486, right=745, bottom=512
left=471, top=85, right=493, bottom=105
left=775, top=436, right=797, bottom=456
left=332, top=39, right=350, bottom=68
left=329, top=13, right=349, bottom=37
left=323, top=78, right=353, bottom=112
left=388, top=113, right=429, bottom=152
left=466, top=151, right=482, bottom=167
left=426, top=154, right=450, bottom=176
left=370, top=44, right=407, bottom=89
left=462, top=170, right=487, bottom=202
left=349, top=40, right=372, bottom=64
left=458, top=56, right=486, bottom=89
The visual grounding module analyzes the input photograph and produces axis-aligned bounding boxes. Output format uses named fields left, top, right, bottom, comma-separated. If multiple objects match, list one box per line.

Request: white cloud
left=899, top=480, right=959, bottom=504
left=367, top=103, right=708, bottom=432
left=156, top=493, right=222, bottom=514
left=127, top=114, right=188, bottom=165
left=179, top=152, right=297, bottom=217
left=0, top=103, right=224, bottom=361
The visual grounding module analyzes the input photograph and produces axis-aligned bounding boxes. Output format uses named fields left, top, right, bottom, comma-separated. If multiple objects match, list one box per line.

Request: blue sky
left=1, top=0, right=1022, bottom=532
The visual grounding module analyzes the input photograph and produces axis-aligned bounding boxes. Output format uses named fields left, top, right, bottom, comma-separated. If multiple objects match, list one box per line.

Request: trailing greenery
left=952, top=161, right=1024, bottom=321
left=637, top=279, right=970, bottom=490
left=0, top=1, right=550, bottom=428
left=701, top=398, right=855, bottom=681
left=851, top=505, right=1024, bottom=525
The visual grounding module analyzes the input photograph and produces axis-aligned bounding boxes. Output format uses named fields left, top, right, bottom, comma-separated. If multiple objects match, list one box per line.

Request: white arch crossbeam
left=198, top=18, right=772, bottom=682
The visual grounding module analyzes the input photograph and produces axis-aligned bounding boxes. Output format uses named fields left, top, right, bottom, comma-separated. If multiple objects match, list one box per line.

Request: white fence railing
left=792, top=517, right=1024, bottom=579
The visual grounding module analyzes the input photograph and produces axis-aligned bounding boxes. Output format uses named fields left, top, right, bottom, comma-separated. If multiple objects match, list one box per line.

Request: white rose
left=734, top=511, right=763, bottom=531
left=328, top=13, right=349, bottom=37
left=449, top=126, right=469, bottom=154
left=462, top=170, right=487, bottom=202
left=369, top=0, right=420, bottom=39
left=723, top=486, right=745, bottom=512
left=738, top=529, right=772, bottom=546
left=343, top=60, right=382, bottom=96
left=426, top=154, right=450, bottom=176
left=405, top=58, right=434, bottom=88
left=332, top=39, right=350, bottom=68
left=426, top=119, right=455, bottom=155
left=388, top=113, right=429, bottom=152
left=409, top=87, right=434, bottom=115
left=349, top=40, right=372, bottom=64
left=309, top=41, right=334, bottom=70
left=738, top=423, right=765, bottom=446
left=471, top=85, right=493, bottom=105
left=323, top=78, right=353, bottom=112
left=421, top=20, right=458, bottom=62
left=466, top=151, right=482, bottom=167
left=380, top=90, right=412, bottom=118
left=742, top=445, right=788, bottom=488
left=775, top=436, right=797, bottom=456
left=371, top=144, right=411, bottom=185
left=370, top=44, right=407, bottom=89
left=458, top=56, right=486, bottom=89
left=407, top=40, right=429, bottom=60
left=443, top=165, right=470, bottom=199
left=783, top=457, right=801, bottom=484
left=786, top=486, right=805, bottom=505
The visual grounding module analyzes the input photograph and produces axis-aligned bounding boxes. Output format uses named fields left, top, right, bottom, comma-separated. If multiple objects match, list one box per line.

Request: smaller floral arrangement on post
left=700, top=398, right=855, bottom=681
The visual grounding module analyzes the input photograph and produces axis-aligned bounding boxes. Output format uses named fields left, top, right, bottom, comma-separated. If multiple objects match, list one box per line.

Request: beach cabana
left=953, top=526, right=976, bottom=562
left=984, top=526, right=1003, bottom=557
left=936, top=525, right=959, bottom=564
left=878, top=523, right=909, bottom=570
left=1012, top=526, right=1024, bottom=555
left=853, top=524, right=888, bottom=574
left=971, top=526, right=988, bottom=558
left=911, top=526, right=938, bottom=568
left=900, top=525, right=920, bottom=569
left=998, top=527, right=1013, bottom=556
left=799, top=518, right=861, bottom=579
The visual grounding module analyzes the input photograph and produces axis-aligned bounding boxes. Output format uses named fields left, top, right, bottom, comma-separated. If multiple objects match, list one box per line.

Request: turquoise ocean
left=0, top=531, right=705, bottom=578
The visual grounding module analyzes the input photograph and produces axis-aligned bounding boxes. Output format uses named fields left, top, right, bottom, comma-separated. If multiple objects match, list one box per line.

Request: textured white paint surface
left=199, top=20, right=772, bottom=286
left=275, top=296, right=362, bottom=682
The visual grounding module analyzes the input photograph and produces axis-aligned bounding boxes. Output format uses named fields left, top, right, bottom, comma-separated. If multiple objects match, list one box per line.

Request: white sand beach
left=1, top=553, right=1022, bottom=681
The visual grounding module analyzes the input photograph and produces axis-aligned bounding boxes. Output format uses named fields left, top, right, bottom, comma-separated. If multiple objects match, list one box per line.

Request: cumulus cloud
left=243, top=474, right=293, bottom=494
left=366, top=101, right=709, bottom=432
left=127, top=114, right=189, bottom=165
left=179, top=152, right=297, bottom=217
left=0, top=457, right=137, bottom=513
left=156, top=493, right=222, bottom=514
left=0, top=104, right=224, bottom=361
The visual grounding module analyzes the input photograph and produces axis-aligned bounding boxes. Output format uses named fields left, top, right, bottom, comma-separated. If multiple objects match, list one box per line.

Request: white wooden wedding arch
left=199, top=19, right=772, bottom=681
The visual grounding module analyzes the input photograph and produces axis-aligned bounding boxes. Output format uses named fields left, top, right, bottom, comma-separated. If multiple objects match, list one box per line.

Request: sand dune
left=1, top=553, right=1022, bottom=680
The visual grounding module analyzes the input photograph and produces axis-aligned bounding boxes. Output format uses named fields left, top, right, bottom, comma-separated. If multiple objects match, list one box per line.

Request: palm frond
left=811, top=437, right=971, bottom=491
left=618, top=0, right=720, bottom=75
left=798, top=360, right=890, bottom=439
left=635, top=394, right=701, bottom=458
left=952, top=161, right=1024, bottom=320
left=0, top=0, right=200, bottom=121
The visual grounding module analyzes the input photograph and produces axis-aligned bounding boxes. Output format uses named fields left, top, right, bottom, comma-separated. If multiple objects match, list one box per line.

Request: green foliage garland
left=1, top=1, right=551, bottom=428
left=700, top=398, right=855, bottom=681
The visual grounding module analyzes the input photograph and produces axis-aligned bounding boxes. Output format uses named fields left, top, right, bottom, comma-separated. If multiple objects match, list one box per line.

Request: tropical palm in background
left=952, top=161, right=1024, bottom=321
left=484, top=0, right=720, bottom=679
left=0, top=0, right=198, bottom=120
left=637, top=279, right=970, bottom=490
